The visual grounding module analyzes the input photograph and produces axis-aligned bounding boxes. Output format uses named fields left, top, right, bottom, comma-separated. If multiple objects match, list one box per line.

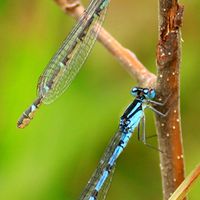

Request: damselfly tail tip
left=17, top=107, right=35, bottom=129
left=17, top=98, right=43, bottom=129
left=17, top=115, right=31, bottom=129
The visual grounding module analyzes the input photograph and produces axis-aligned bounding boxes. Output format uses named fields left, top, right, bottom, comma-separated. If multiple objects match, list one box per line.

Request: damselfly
left=80, top=87, right=166, bottom=200
left=17, top=0, right=110, bottom=128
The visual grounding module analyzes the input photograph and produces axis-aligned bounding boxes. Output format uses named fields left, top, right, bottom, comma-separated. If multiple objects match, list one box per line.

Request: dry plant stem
left=169, top=164, right=200, bottom=200
left=156, top=0, right=184, bottom=199
left=54, top=0, right=156, bottom=87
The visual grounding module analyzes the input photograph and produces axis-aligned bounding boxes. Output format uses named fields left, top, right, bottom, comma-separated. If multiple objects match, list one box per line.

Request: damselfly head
left=131, top=87, right=156, bottom=99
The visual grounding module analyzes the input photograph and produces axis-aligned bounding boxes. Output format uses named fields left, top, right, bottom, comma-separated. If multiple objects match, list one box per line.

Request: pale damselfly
left=17, top=0, right=110, bottom=128
left=80, top=87, right=166, bottom=200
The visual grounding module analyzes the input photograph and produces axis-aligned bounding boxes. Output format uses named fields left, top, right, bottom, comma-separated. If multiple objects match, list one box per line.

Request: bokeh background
left=0, top=0, right=200, bottom=199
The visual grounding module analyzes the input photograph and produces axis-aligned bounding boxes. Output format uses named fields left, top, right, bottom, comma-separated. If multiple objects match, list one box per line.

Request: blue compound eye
left=131, top=87, right=139, bottom=97
left=143, top=88, right=149, bottom=95
left=131, top=87, right=138, bottom=97
left=142, top=88, right=156, bottom=99
left=148, top=89, right=156, bottom=99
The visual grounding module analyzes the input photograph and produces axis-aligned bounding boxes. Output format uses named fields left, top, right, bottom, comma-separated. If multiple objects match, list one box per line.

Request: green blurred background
left=0, top=0, right=200, bottom=199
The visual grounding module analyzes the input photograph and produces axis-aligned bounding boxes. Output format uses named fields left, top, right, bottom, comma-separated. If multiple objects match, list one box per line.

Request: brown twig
left=54, top=0, right=156, bottom=87
left=156, top=0, right=184, bottom=199
left=169, top=164, right=200, bottom=200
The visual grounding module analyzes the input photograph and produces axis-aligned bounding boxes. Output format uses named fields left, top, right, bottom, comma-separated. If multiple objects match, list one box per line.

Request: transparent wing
left=80, top=129, right=122, bottom=200
left=37, top=0, right=108, bottom=104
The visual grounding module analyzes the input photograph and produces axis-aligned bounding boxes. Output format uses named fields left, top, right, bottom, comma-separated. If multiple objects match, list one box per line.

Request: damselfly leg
left=137, top=116, right=164, bottom=154
left=147, top=105, right=170, bottom=117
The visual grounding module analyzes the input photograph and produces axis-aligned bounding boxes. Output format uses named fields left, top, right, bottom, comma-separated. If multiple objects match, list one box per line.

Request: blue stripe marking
left=128, top=110, right=144, bottom=131
left=126, top=102, right=141, bottom=118
left=108, top=146, right=123, bottom=166
left=95, top=170, right=109, bottom=191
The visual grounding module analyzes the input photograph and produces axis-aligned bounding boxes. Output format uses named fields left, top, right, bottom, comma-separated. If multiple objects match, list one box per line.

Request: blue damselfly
left=17, top=0, right=110, bottom=128
left=80, top=87, right=166, bottom=200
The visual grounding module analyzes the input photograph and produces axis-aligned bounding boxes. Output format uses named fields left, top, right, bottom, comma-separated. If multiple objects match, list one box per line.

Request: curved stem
left=54, top=0, right=156, bottom=86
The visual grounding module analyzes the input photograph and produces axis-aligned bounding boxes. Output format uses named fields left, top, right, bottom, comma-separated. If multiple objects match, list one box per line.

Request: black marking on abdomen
left=91, top=189, right=98, bottom=199
left=106, top=164, right=113, bottom=173
left=78, top=16, right=94, bottom=41
left=121, top=99, right=142, bottom=120
left=118, top=140, right=125, bottom=149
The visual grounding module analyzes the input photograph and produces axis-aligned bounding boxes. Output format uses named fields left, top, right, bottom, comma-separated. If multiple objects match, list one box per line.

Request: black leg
left=139, top=115, right=164, bottom=154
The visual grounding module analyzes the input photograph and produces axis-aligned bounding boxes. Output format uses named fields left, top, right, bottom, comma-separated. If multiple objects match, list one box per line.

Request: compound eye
left=132, top=87, right=138, bottom=93
left=143, top=88, right=149, bottom=94
left=148, top=89, right=156, bottom=99
left=131, top=87, right=139, bottom=97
